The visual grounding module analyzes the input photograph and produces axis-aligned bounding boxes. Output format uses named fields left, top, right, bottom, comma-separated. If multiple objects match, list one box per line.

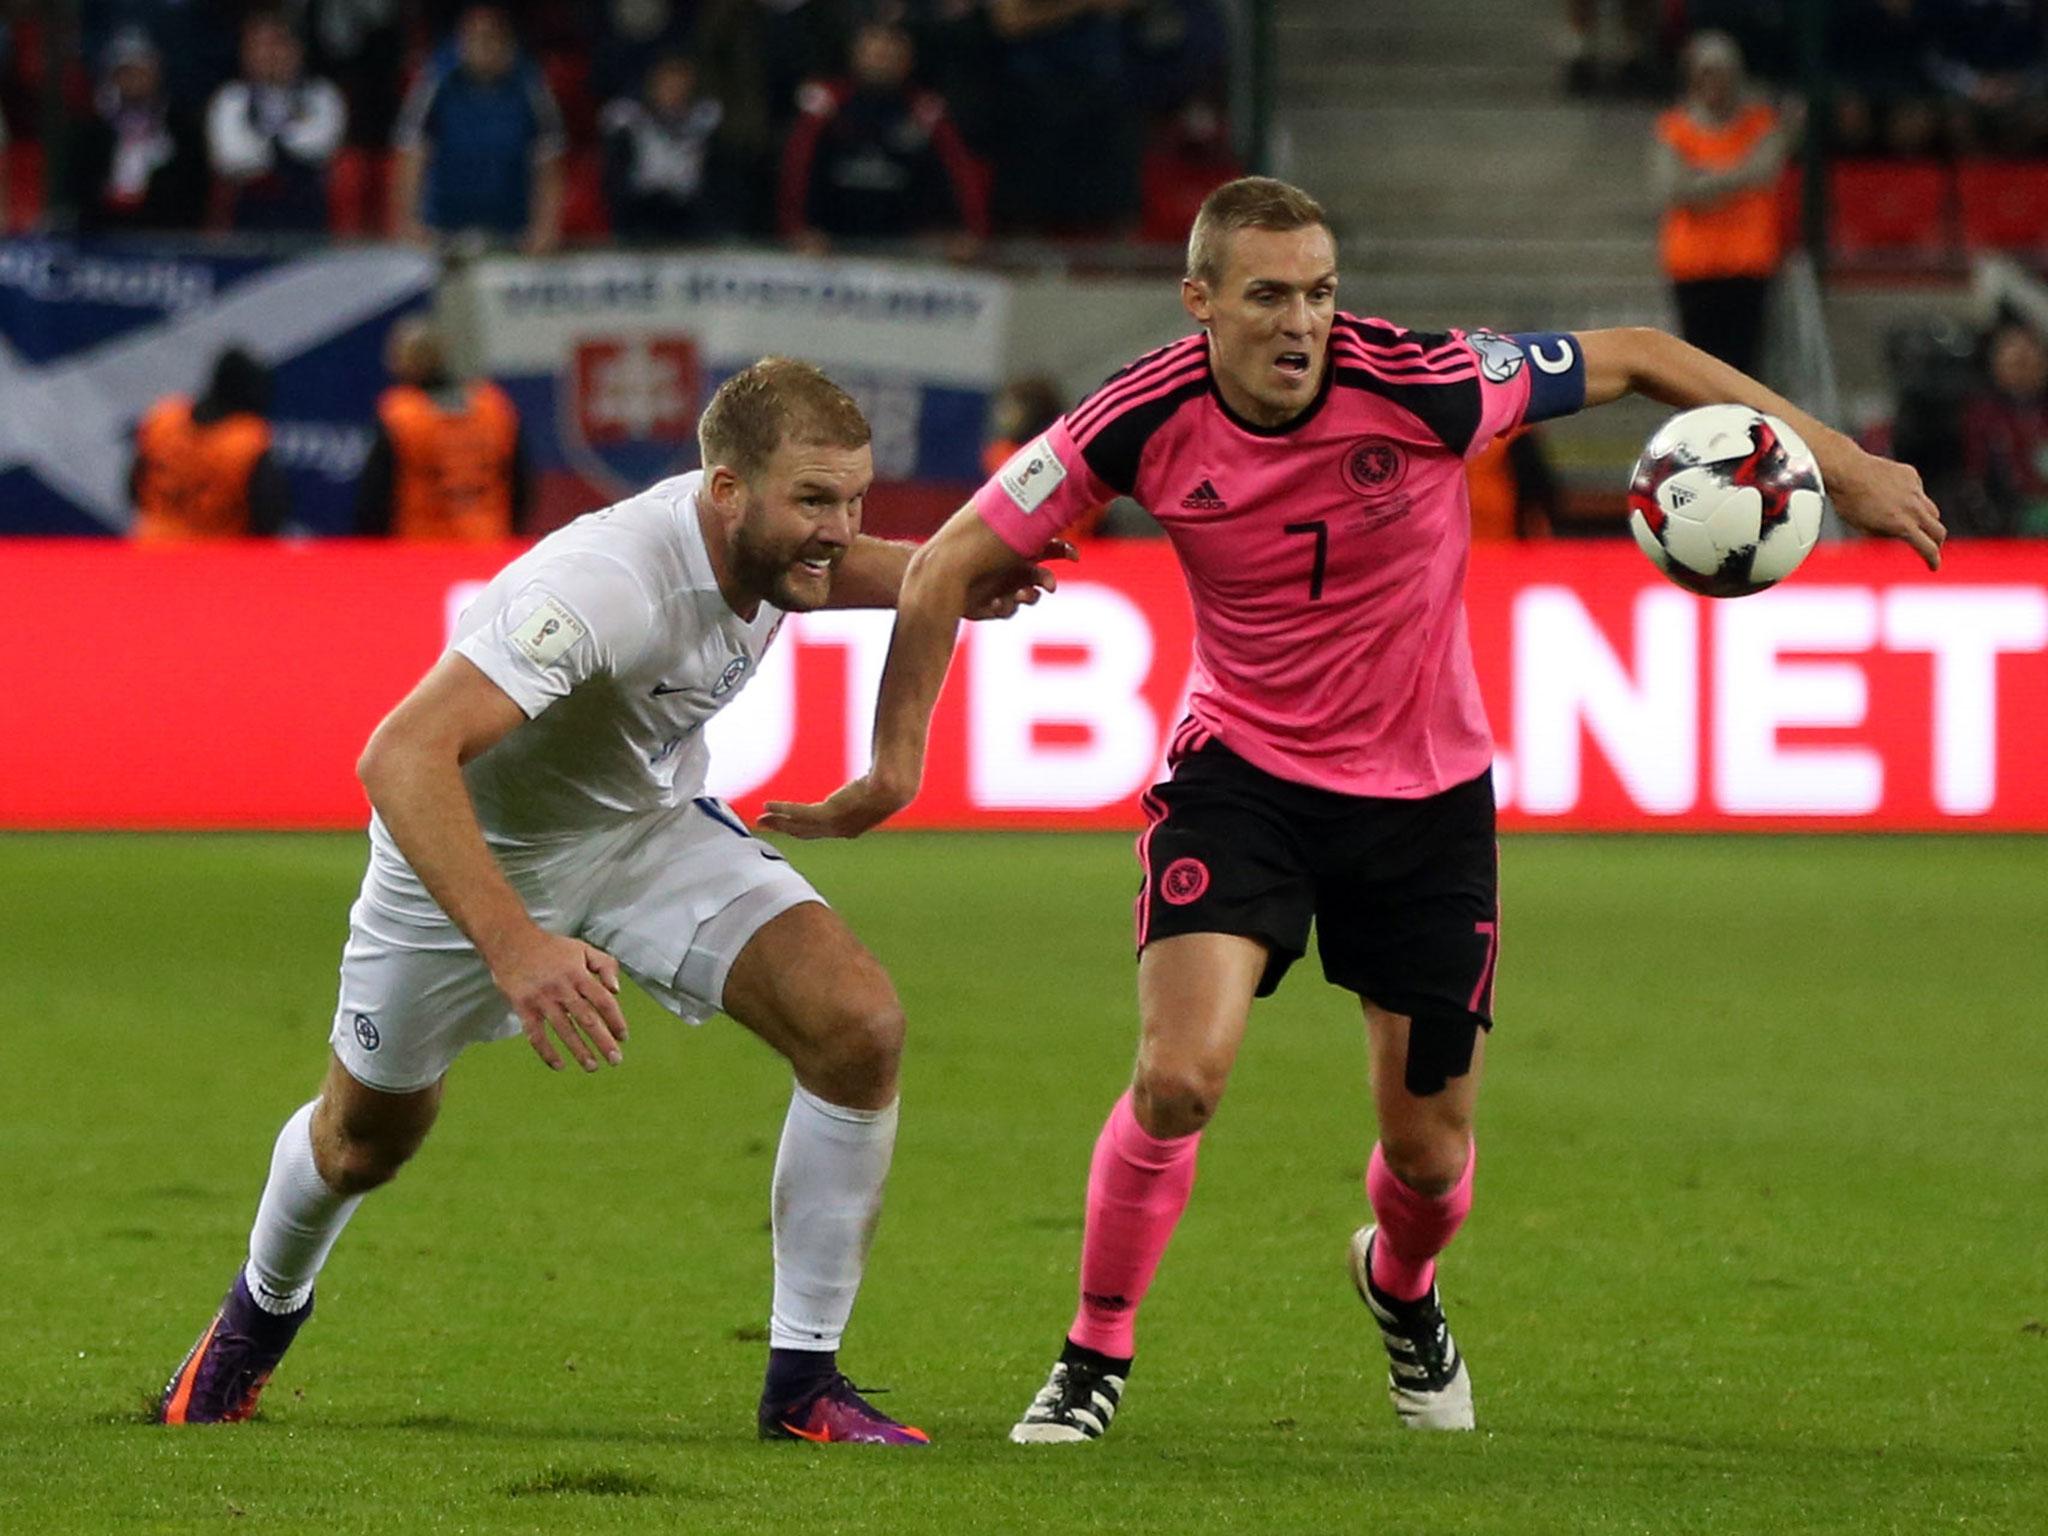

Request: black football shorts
left=1134, top=735, right=1500, bottom=1094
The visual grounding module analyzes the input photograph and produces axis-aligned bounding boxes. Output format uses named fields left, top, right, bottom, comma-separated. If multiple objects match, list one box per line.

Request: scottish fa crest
left=562, top=334, right=703, bottom=495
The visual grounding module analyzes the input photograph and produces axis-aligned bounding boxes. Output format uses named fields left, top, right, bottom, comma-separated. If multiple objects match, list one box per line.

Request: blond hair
left=1185, top=176, right=1332, bottom=287
left=697, top=357, right=870, bottom=482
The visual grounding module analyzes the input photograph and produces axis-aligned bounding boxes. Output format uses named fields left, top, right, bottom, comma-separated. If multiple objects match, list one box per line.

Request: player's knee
left=316, top=1127, right=417, bottom=1196
left=1379, top=1127, right=1470, bottom=1198
left=312, top=1099, right=430, bottom=1195
left=1132, top=1060, right=1229, bottom=1137
left=810, top=989, right=905, bottom=1100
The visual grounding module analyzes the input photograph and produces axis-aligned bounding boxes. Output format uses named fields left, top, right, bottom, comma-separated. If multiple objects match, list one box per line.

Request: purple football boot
left=156, top=1271, right=312, bottom=1424
left=758, top=1374, right=930, bottom=1446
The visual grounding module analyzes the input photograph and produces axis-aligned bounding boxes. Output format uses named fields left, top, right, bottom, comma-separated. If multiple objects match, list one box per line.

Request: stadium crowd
left=0, top=0, right=1242, bottom=246
left=1568, top=0, right=2048, bottom=156
left=8, top=2, right=2048, bottom=542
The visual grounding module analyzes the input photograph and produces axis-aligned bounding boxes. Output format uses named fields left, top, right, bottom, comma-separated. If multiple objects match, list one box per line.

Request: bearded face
left=714, top=439, right=873, bottom=614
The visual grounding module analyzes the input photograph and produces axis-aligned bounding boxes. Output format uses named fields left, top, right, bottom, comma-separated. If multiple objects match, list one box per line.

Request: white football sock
left=767, top=1083, right=898, bottom=1352
left=245, top=1101, right=362, bottom=1314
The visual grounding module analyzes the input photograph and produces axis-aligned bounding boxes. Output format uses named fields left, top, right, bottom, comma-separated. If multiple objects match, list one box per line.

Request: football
left=1626, top=404, right=1826, bottom=598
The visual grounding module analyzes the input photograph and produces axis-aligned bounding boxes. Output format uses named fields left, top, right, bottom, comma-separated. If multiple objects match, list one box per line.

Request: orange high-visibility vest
left=131, top=397, right=270, bottom=542
left=376, top=381, right=519, bottom=541
left=1657, top=102, right=1782, bottom=282
left=1466, top=428, right=1522, bottom=542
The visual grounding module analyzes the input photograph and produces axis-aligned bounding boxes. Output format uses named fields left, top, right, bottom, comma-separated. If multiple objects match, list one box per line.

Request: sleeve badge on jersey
left=996, top=433, right=1068, bottom=516
left=1467, top=330, right=1526, bottom=384
left=510, top=595, right=588, bottom=666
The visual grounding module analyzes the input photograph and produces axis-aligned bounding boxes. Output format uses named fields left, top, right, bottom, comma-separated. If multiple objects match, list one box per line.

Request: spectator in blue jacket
left=391, top=4, right=564, bottom=251
left=985, top=0, right=1142, bottom=234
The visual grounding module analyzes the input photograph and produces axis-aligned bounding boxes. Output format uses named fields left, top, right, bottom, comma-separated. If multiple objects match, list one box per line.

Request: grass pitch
left=1, top=831, right=2043, bottom=1534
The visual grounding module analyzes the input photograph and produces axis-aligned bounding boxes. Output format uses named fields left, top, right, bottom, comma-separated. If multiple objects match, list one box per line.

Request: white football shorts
left=329, top=797, right=821, bottom=1092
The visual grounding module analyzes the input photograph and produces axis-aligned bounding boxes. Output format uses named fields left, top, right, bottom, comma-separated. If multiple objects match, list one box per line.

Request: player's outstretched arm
left=1575, top=326, right=1945, bottom=571
left=825, top=533, right=1070, bottom=617
left=824, top=537, right=917, bottom=608
left=761, top=510, right=1030, bottom=839
left=357, top=653, right=629, bottom=1072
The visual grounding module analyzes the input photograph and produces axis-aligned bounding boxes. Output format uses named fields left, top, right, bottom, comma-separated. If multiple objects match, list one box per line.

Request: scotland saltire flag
left=0, top=240, right=436, bottom=536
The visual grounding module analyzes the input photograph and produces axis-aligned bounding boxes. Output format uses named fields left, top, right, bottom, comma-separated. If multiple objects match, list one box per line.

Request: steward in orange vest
left=1465, top=425, right=1562, bottom=542
left=1651, top=30, right=1793, bottom=379
left=130, top=348, right=288, bottom=540
left=357, top=318, right=526, bottom=540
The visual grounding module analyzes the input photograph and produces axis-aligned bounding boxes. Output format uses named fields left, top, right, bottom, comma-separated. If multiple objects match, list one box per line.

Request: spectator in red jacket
left=1958, top=315, right=2048, bottom=537
left=777, top=20, right=987, bottom=256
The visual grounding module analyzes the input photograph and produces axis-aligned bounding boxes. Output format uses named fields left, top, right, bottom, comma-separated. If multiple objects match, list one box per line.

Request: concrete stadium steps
left=1340, top=235, right=1671, bottom=330
left=1275, top=1, right=1562, bottom=78
left=1265, top=0, right=1672, bottom=492
left=1268, top=0, right=1662, bottom=307
left=1281, top=102, right=1660, bottom=241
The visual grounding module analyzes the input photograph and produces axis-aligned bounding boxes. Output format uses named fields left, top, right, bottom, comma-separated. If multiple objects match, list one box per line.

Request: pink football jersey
left=972, top=317, right=1586, bottom=797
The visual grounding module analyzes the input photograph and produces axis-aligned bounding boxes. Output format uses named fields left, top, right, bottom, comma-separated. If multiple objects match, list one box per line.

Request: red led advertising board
left=4, top=541, right=2043, bottom=831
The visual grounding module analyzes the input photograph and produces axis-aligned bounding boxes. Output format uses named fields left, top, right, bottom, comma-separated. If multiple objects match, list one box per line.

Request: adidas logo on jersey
left=1181, top=479, right=1227, bottom=510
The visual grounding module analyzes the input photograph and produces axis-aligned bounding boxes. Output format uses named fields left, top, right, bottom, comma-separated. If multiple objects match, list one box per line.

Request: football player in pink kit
left=764, top=178, right=1945, bottom=1439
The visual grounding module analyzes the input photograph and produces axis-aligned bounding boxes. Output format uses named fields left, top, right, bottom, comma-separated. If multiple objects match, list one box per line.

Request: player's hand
left=759, top=773, right=912, bottom=841
left=1827, top=448, right=1945, bottom=571
left=487, top=927, right=629, bottom=1073
left=962, top=539, right=1076, bottom=622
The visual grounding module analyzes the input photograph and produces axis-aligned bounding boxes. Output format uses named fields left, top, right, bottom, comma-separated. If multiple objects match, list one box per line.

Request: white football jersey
left=375, top=471, right=784, bottom=855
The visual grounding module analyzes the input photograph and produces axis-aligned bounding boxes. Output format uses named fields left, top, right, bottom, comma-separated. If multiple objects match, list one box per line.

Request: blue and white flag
left=0, top=240, right=436, bottom=536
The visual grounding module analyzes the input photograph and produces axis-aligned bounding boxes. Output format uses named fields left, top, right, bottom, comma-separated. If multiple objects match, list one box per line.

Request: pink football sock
left=1067, top=1090, right=1202, bottom=1359
left=1366, top=1138, right=1475, bottom=1302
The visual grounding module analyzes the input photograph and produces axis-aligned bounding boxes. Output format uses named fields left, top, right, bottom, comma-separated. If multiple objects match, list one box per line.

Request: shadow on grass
left=101, top=1388, right=164, bottom=1426
left=288, top=1412, right=728, bottom=1448
left=94, top=1400, right=720, bottom=1448
left=503, top=1466, right=713, bottom=1500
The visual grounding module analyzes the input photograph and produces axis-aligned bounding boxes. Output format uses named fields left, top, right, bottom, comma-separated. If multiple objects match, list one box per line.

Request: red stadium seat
left=1828, top=158, right=1953, bottom=263
left=327, top=147, right=367, bottom=234
left=4, top=140, right=44, bottom=232
left=1140, top=147, right=1241, bottom=247
left=961, top=151, right=993, bottom=233
left=540, top=50, right=597, bottom=145
left=327, top=147, right=394, bottom=237
left=559, top=146, right=610, bottom=241
left=1138, top=109, right=1244, bottom=248
left=1957, top=159, right=2048, bottom=254
left=1775, top=163, right=1804, bottom=251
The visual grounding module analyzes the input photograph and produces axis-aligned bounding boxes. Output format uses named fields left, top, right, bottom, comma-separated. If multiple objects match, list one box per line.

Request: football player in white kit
left=156, top=359, right=1062, bottom=1445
